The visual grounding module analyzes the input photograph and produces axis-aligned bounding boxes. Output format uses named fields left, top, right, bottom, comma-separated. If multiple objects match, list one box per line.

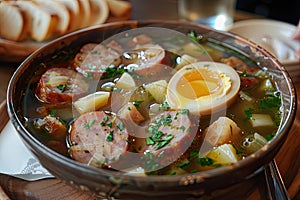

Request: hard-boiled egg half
left=166, top=61, right=240, bottom=115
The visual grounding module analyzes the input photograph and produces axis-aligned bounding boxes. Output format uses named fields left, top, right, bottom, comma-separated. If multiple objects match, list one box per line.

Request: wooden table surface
left=1, top=1, right=300, bottom=199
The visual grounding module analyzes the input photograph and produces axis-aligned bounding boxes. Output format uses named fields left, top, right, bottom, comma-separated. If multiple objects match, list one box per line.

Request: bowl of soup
left=7, top=21, right=296, bottom=199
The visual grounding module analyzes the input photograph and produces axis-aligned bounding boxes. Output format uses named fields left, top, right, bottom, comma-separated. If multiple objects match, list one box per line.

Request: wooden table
left=1, top=1, right=300, bottom=199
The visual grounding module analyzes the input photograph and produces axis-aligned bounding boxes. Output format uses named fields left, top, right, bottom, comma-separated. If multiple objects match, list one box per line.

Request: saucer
left=228, top=19, right=299, bottom=65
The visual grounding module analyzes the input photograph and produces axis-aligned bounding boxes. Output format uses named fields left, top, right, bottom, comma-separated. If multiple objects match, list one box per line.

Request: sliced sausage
left=143, top=110, right=196, bottom=171
left=35, top=68, right=88, bottom=105
left=122, top=44, right=167, bottom=79
left=221, top=56, right=258, bottom=74
left=72, top=43, right=122, bottom=79
left=127, top=34, right=153, bottom=47
left=34, top=115, right=67, bottom=140
left=69, top=111, right=129, bottom=168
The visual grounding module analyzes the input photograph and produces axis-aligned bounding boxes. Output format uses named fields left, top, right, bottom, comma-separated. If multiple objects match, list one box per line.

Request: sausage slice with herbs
left=69, top=111, right=129, bottom=169
left=36, top=68, right=88, bottom=105
left=72, top=43, right=122, bottom=79
left=143, top=110, right=195, bottom=171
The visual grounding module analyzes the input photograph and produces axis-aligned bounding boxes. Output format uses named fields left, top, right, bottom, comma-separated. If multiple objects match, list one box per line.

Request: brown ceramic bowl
left=7, top=21, right=296, bottom=199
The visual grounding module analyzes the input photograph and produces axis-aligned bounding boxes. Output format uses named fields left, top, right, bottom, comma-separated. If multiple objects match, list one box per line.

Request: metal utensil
left=264, top=160, right=291, bottom=200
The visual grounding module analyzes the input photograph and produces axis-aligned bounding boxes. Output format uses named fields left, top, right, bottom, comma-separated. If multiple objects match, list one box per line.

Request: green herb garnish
left=180, top=109, right=189, bottom=115
left=160, top=101, right=170, bottom=110
left=197, top=157, right=215, bottom=166
left=146, top=137, right=155, bottom=145
left=117, top=122, right=124, bottom=131
left=106, top=131, right=114, bottom=142
left=49, top=109, right=57, bottom=117
left=244, top=108, right=253, bottom=119
left=188, top=30, right=201, bottom=43
left=178, top=160, right=190, bottom=169
left=133, top=100, right=144, bottom=107
left=259, top=96, right=281, bottom=112
left=101, top=66, right=127, bottom=79
left=57, top=84, right=67, bottom=92
left=169, top=171, right=176, bottom=176
left=190, top=150, right=199, bottom=158
left=154, top=134, right=174, bottom=150
left=84, top=119, right=95, bottom=129
left=101, top=115, right=109, bottom=126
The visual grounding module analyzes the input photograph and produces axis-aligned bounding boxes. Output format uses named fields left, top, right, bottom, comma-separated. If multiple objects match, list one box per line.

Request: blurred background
left=128, top=0, right=300, bottom=25
left=236, top=0, right=300, bottom=25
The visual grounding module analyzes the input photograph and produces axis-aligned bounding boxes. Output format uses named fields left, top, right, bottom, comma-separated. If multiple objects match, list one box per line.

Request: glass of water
left=178, top=0, right=236, bottom=31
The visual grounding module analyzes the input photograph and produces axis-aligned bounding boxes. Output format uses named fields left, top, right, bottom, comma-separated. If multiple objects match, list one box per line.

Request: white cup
left=178, top=0, right=236, bottom=31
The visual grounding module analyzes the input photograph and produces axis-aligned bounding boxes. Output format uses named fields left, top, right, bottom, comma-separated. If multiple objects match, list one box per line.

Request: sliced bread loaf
left=0, top=2, right=28, bottom=41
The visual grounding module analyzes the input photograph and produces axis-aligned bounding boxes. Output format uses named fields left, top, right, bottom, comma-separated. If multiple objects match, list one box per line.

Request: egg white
left=166, top=61, right=241, bottom=115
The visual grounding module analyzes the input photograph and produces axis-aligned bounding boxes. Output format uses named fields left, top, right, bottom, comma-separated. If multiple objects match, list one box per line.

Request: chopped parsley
left=189, top=150, right=199, bottom=158
left=259, top=96, right=281, bottom=112
left=84, top=119, right=95, bottom=129
left=244, top=108, right=253, bottom=119
left=178, top=160, right=190, bottom=169
left=162, top=114, right=172, bottom=125
left=146, top=137, right=155, bottom=145
left=180, top=109, right=189, bottom=115
left=188, top=30, right=203, bottom=43
left=100, top=115, right=109, bottom=126
left=143, top=151, right=162, bottom=172
left=57, top=84, right=67, bottom=92
left=178, top=125, right=186, bottom=132
left=154, top=134, right=174, bottom=150
left=106, top=131, right=114, bottom=142
left=133, top=100, right=144, bottom=107
left=49, top=109, right=57, bottom=117
left=160, top=101, right=170, bottom=110
left=169, top=171, right=177, bottom=176
left=197, top=157, right=215, bottom=167
left=240, top=70, right=248, bottom=77
left=107, top=116, right=117, bottom=128
left=265, top=134, right=275, bottom=141
left=117, top=122, right=124, bottom=131
left=101, top=66, right=127, bottom=79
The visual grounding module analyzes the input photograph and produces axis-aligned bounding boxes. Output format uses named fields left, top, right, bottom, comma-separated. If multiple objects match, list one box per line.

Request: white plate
left=227, top=19, right=299, bottom=65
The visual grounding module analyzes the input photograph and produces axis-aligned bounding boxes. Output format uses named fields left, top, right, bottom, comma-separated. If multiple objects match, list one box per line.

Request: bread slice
left=58, top=0, right=81, bottom=32
left=14, top=1, right=57, bottom=41
left=88, top=0, right=109, bottom=26
left=33, top=0, right=70, bottom=35
left=0, top=2, right=28, bottom=41
left=107, top=0, right=131, bottom=18
left=77, top=0, right=92, bottom=28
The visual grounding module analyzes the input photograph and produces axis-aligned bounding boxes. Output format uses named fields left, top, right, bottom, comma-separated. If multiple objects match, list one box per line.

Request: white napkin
left=0, top=121, right=53, bottom=181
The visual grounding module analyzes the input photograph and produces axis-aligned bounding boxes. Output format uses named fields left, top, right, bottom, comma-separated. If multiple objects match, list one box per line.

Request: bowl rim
left=6, top=20, right=297, bottom=184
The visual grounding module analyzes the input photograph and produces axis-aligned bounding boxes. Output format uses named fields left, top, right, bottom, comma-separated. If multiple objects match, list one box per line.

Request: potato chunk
left=250, top=114, right=275, bottom=127
left=206, top=144, right=240, bottom=165
left=144, top=80, right=167, bottom=104
left=115, top=72, right=136, bottom=89
left=203, top=117, right=241, bottom=146
left=117, top=102, right=145, bottom=125
left=73, top=91, right=110, bottom=114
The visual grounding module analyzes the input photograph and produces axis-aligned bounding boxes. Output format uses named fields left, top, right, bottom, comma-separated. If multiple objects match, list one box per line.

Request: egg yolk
left=176, top=68, right=223, bottom=99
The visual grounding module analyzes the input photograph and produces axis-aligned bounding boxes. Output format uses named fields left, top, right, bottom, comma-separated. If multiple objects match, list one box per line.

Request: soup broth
left=23, top=28, right=282, bottom=176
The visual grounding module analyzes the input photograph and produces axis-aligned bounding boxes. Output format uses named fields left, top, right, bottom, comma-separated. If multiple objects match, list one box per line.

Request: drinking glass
left=178, top=0, right=236, bottom=31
